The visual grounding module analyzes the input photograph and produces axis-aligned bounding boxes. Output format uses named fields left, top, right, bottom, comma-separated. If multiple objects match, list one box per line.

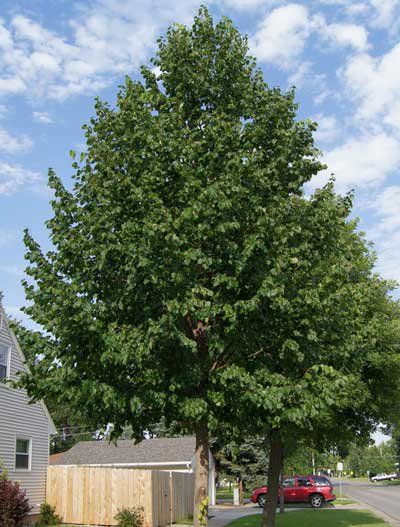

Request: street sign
left=337, top=462, right=343, bottom=472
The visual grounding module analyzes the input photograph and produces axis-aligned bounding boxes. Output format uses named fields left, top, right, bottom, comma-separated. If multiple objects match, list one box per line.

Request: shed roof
left=51, top=436, right=197, bottom=466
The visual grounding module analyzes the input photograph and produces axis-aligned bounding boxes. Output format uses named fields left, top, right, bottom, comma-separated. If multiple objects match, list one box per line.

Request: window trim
left=0, top=341, right=11, bottom=382
left=14, top=436, right=32, bottom=472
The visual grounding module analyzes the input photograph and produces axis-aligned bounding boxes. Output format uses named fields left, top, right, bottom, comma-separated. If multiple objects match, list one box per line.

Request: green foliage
left=115, top=507, right=144, bottom=527
left=345, top=443, right=396, bottom=477
left=213, top=437, right=268, bottom=489
left=197, top=497, right=209, bottom=527
left=10, top=319, right=102, bottom=453
left=17, top=6, right=324, bottom=444
left=35, top=503, right=62, bottom=526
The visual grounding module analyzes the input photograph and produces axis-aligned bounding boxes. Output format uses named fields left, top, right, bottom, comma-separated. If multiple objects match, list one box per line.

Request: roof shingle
left=51, top=436, right=196, bottom=466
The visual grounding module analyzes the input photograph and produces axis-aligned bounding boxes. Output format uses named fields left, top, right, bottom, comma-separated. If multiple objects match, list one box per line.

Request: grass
left=333, top=497, right=358, bottom=505
left=224, top=510, right=389, bottom=527
left=381, top=479, right=400, bottom=486
left=343, top=477, right=370, bottom=483
left=176, top=516, right=194, bottom=525
left=216, top=487, right=252, bottom=500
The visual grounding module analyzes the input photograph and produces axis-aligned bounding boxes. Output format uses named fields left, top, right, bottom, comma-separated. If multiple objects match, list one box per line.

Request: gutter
left=60, top=461, right=193, bottom=468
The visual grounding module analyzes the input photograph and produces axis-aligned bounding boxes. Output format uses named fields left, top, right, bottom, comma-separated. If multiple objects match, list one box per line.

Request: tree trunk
left=279, top=452, right=285, bottom=514
left=193, top=423, right=210, bottom=527
left=262, top=434, right=283, bottom=527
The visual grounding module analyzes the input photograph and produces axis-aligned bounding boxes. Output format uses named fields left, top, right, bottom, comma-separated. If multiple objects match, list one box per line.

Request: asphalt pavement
left=336, top=478, right=400, bottom=525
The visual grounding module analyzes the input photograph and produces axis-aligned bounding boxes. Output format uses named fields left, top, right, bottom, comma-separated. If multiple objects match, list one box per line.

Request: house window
left=15, top=438, right=31, bottom=470
left=0, top=343, right=9, bottom=381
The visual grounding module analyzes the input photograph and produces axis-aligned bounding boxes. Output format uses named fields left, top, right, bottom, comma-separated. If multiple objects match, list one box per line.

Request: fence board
left=46, top=466, right=194, bottom=527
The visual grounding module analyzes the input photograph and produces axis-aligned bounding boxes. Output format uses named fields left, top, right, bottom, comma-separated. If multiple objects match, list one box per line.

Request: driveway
left=337, top=479, right=400, bottom=526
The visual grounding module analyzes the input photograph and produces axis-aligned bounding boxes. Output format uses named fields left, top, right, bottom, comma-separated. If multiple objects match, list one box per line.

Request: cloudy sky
left=1, top=0, right=400, bottom=323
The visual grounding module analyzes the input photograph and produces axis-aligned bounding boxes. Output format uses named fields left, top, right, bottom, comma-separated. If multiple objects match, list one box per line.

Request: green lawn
left=333, top=497, right=358, bottom=505
left=224, top=511, right=388, bottom=527
left=382, top=480, right=400, bottom=486
left=216, top=487, right=252, bottom=500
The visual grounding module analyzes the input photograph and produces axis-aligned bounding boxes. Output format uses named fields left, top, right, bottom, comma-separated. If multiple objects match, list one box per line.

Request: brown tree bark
left=193, top=423, right=210, bottom=527
left=262, top=434, right=283, bottom=527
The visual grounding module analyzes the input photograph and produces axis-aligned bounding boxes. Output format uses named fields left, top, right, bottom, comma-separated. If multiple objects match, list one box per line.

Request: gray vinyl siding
left=0, top=308, right=51, bottom=514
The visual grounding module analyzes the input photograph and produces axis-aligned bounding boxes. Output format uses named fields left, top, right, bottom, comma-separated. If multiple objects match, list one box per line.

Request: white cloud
left=0, top=0, right=215, bottom=101
left=250, top=4, right=368, bottom=75
left=341, top=44, right=400, bottom=131
left=366, top=186, right=400, bottom=282
left=310, top=133, right=400, bottom=193
left=0, top=128, right=33, bottom=154
left=345, top=3, right=370, bottom=16
left=370, top=186, right=400, bottom=233
left=250, top=4, right=312, bottom=68
left=0, top=162, right=41, bottom=195
left=221, top=0, right=281, bottom=8
left=370, top=0, right=400, bottom=28
left=0, top=4, right=167, bottom=100
left=314, top=114, right=340, bottom=144
left=324, top=23, right=369, bottom=51
left=33, top=111, right=53, bottom=124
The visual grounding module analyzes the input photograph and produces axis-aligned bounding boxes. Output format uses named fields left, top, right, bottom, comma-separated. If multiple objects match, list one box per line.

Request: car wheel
left=257, top=494, right=266, bottom=508
left=310, top=494, right=324, bottom=509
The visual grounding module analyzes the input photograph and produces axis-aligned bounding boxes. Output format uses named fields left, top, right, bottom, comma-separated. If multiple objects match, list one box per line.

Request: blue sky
left=1, top=0, right=400, bottom=319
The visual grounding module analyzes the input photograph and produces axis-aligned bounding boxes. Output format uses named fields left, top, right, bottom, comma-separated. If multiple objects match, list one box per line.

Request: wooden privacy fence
left=46, top=466, right=194, bottom=527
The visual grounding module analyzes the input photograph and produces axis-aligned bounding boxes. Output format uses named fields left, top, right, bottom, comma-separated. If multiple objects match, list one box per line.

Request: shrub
left=115, top=507, right=144, bottom=527
left=35, top=503, right=62, bottom=526
left=0, top=478, right=32, bottom=527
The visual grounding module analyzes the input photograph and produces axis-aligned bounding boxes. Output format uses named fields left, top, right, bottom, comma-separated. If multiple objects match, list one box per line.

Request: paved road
left=337, top=478, right=400, bottom=524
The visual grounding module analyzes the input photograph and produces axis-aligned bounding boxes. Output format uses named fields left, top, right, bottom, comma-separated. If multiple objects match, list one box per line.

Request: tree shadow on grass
left=275, top=510, right=387, bottom=527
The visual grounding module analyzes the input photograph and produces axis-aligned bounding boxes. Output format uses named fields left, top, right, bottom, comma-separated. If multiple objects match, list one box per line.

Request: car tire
left=257, top=494, right=266, bottom=508
left=310, top=494, right=324, bottom=509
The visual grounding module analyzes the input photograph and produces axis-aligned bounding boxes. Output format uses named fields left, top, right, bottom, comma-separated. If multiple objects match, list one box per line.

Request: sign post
left=337, top=462, right=343, bottom=499
left=233, top=487, right=240, bottom=506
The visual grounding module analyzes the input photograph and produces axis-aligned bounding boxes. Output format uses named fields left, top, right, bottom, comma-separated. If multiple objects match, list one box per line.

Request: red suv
left=250, top=475, right=335, bottom=509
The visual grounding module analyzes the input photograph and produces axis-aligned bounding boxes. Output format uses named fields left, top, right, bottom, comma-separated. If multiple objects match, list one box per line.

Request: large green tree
left=17, top=8, right=400, bottom=527
left=19, top=9, right=324, bottom=525
left=212, top=187, right=400, bottom=526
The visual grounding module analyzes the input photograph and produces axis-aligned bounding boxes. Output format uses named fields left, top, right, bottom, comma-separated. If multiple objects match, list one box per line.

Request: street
left=339, top=479, right=400, bottom=523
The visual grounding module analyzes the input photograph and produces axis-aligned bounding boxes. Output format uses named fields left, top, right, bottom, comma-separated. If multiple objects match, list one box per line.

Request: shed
left=50, top=436, right=216, bottom=505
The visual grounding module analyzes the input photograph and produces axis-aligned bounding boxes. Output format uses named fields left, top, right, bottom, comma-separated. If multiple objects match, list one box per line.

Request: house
left=50, top=436, right=216, bottom=505
left=0, top=302, right=56, bottom=515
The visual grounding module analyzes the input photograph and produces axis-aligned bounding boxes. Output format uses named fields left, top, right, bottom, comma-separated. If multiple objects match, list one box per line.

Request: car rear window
left=312, top=476, right=330, bottom=486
